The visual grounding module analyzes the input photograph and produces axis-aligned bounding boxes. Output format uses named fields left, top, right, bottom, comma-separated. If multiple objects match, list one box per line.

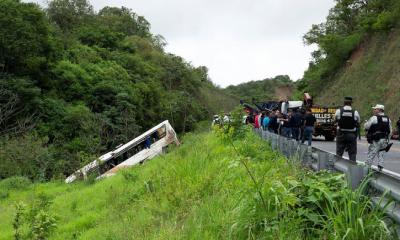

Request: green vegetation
left=224, top=75, right=294, bottom=103
left=0, top=0, right=236, bottom=181
left=0, top=125, right=396, bottom=239
left=294, top=0, right=400, bottom=121
left=312, top=28, right=400, bottom=121
left=297, top=0, right=400, bottom=101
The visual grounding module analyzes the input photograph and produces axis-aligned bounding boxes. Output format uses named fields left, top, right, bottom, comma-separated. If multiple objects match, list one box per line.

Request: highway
left=312, top=137, right=400, bottom=174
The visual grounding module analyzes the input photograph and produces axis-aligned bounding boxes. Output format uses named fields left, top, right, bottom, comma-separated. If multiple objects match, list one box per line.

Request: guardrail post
left=287, top=139, right=293, bottom=158
left=311, top=150, right=319, bottom=171
left=270, top=133, right=276, bottom=150
left=282, top=137, right=289, bottom=157
left=333, top=158, right=367, bottom=190
left=317, top=150, right=329, bottom=171
left=347, top=164, right=367, bottom=190
left=326, top=152, right=336, bottom=171
left=291, top=139, right=302, bottom=161
left=277, top=135, right=281, bottom=151
left=278, top=136, right=284, bottom=153
left=300, top=145, right=312, bottom=167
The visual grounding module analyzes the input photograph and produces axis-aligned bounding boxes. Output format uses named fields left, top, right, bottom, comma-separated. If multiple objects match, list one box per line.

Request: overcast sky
left=29, top=0, right=335, bottom=87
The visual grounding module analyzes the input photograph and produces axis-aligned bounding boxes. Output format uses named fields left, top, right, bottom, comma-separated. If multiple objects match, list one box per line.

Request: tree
left=0, top=0, right=235, bottom=181
left=0, top=0, right=53, bottom=76
left=47, top=0, right=94, bottom=32
left=98, top=7, right=150, bottom=38
left=0, top=75, right=41, bottom=137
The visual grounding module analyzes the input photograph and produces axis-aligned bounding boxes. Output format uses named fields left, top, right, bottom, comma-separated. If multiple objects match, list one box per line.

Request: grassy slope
left=0, top=129, right=394, bottom=239
left=0, top=130, right=294, bottom=240
left=316, top=28, right=400, bottom=121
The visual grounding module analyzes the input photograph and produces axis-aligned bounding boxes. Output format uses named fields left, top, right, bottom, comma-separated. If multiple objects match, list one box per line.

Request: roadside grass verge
left=0, top=128, right=396, bottom=239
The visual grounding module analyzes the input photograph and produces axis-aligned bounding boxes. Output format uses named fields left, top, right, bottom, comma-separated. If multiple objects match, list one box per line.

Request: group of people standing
left=246, top=96, right=394, bottom=171
left=246, top=108, right=316, bottom=146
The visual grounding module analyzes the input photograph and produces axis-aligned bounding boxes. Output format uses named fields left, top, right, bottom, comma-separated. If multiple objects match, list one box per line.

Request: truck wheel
left=325, top=135, right=335, bottom=141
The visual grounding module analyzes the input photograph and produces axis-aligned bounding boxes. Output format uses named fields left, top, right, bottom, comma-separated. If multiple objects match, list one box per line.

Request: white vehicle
left=66, top=120, right=179, bottom=183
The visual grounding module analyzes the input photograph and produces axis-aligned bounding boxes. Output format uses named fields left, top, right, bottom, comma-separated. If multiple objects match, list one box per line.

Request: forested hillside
left=0, top=0, right=236, bottom=181
left=224, top=75, right=294, bottom=103
left=297, top=0, right=400, bottom=120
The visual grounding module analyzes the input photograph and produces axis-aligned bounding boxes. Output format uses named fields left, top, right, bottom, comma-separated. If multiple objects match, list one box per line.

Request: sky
left=28, top=0, right=335, bottom=87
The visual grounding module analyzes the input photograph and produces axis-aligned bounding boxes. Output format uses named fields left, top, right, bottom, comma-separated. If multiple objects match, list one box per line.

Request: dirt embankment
left=274, top=85, right=294, bottom=101
left=316, top=28, right=400, bottom=121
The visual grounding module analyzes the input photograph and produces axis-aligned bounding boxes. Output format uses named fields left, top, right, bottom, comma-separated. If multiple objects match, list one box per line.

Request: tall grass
left=317, top=177, right=392, bottom=239
left=0, top=128, right=396, bottom=239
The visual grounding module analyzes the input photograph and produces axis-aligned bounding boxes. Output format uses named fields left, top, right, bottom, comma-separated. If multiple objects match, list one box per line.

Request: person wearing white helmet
left=364, top=104, right=392, bottom=171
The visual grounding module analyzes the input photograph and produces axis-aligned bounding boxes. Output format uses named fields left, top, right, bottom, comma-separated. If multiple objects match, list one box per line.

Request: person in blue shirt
left=262, top=112, right=270, bottom=131
left=144, top=136, right=152, bottom=149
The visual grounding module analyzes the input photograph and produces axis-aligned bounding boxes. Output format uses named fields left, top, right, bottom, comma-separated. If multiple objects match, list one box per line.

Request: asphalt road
left=312, top=137, right=400, bottom=174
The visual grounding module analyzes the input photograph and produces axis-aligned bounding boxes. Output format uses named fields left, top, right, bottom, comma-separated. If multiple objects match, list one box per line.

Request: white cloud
left=26, top=0, right=335, bottom=86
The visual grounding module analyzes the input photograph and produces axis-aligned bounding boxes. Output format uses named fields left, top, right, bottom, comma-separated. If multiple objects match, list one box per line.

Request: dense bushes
left=0, top=0, right=236, bottom=181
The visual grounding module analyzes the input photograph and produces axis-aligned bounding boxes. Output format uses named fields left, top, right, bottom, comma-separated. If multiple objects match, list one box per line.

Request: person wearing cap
left=212, top=115, right=221, bottom=126
left=334, top=97, right=361, bottom=162
left=364, top=104, right=392, bottom=171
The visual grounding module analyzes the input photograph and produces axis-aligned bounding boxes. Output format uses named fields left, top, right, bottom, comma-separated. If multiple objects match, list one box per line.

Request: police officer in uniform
left=364, top=104, right=392, bottom=171
left=335, top=97, right=361, bottom=162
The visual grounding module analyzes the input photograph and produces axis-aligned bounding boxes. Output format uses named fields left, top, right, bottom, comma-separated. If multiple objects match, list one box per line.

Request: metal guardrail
left=255, top=128, right=400, bottom=225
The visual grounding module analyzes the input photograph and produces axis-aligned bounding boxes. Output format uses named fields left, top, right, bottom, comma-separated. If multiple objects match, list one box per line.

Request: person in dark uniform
left=364, top=104, right=392, bottom=171
left=269, top=110, right=279, bottom=133
left=301, top=109, right=316, bottom=146
left=334, top=97, right=360, bottom=162
left=281, top=111, right=292, bottom=138
left=291, top=109, right=303, bottom=141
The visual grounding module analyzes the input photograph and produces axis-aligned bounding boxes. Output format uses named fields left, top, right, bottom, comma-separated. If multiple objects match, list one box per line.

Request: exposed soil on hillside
left=316, top=28, right=400, bottom=121
left=274, top=85, right=293, bottom=100
left=345, top=42, right=366, bottom=69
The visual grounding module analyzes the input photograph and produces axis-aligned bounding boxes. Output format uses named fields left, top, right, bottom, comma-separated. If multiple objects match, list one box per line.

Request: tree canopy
left=0, top=0, right=235, bottom=181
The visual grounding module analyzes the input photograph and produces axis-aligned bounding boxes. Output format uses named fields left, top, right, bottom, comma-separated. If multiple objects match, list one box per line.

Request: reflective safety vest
left=338, top=107, right=357, bottom=131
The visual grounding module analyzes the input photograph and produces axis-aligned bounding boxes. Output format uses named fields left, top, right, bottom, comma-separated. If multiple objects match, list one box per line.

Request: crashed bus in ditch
left=65, top=120, right=180, bottom=183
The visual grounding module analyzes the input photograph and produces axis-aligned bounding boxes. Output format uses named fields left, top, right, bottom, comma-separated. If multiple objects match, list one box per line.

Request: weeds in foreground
left=11, top=193, right=57, bottom=240
left=214, top=122, right=396, bottom=239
